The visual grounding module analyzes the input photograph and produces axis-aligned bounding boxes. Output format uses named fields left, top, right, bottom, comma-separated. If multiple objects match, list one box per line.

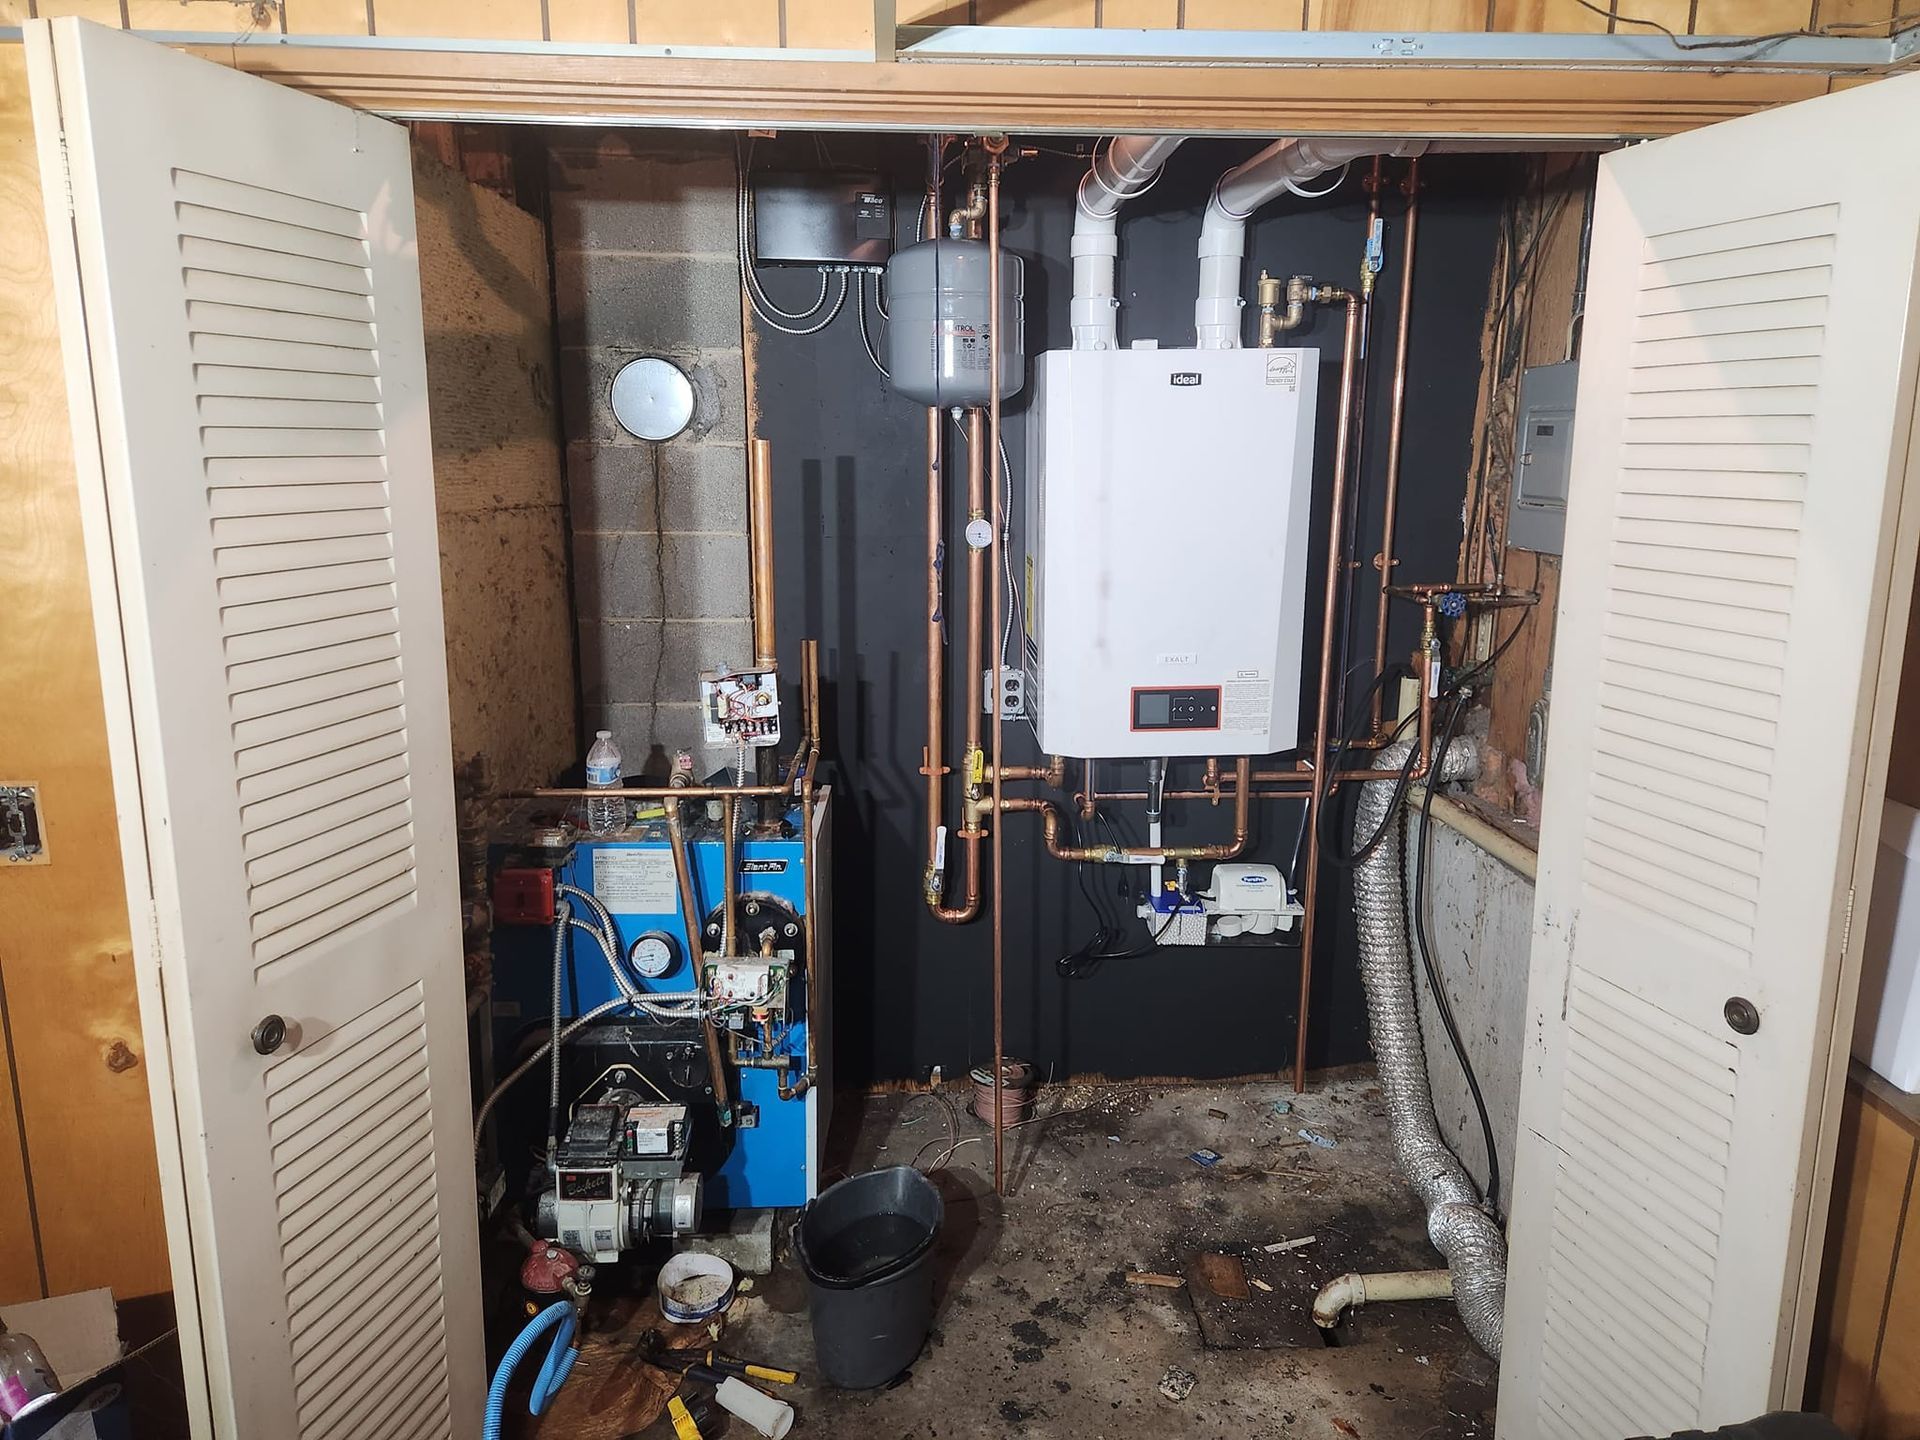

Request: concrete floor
left=695, top=1071, right=1496, bottom=1439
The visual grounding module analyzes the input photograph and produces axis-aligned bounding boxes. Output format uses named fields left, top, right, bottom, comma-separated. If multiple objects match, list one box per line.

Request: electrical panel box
left=751, top=171, right=892, bottom=267
left=1021, top=346, right=1318, bottom=759
left=1506, top=360, right=1578, bottom=554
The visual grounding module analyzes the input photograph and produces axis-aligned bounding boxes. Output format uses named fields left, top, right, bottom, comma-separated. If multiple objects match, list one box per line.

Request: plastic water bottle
left=584, top=730, right=625, bottom=836
left=0, top=1320, right=60, bottom=1420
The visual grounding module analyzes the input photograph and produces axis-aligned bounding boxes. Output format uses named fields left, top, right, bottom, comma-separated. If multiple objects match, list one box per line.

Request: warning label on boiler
left=592, top=848, right=677, bottom=913
left=1223, top=679, right=1272, bottom=733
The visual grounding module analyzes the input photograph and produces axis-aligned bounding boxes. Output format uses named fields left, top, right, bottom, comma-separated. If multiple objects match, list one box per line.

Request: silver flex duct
left=1350, top=738, right=1505, bottom=1356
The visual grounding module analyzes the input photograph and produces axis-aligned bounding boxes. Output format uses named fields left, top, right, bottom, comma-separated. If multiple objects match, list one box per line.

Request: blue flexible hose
left=483, top=1300, right=579, bottom=1439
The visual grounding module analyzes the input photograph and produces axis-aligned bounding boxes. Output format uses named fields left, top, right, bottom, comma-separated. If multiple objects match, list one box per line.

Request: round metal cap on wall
left=610, top=356, right=695, bottom=441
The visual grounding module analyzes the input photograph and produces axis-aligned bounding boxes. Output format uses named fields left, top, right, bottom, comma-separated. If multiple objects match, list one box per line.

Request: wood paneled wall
left=0, top=0, right=1901, bottom=48
left=0, top=45, right=171, bottom=1306
left=1810, top=1073, right=1920, bottom=1438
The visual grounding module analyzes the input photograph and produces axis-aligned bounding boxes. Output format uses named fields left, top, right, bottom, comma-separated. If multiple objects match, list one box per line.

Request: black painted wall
left=749, top=137, right=1509, bottom=1087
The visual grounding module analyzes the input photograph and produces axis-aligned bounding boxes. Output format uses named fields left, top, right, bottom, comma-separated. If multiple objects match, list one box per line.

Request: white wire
left=472, top=996, right=638, bottom=1147
left=873, top=263, right=891, bottom=321
left=858, top=273, right=891, bottom=379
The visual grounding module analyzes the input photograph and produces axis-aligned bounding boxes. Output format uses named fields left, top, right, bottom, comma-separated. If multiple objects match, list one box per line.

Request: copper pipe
left=988, top=756, right=1066, bottom=786
left=793, top=640, right=823, bottom=1095
left=922, top=139, right=948, bottom=913
left=986, top=141, right=1007, bottom=1199
left=720, top=795, right=738, bottom=960
left=666, top=805, right=732, bottom=1123
left=1296, top=288, right=1362, bottom=1095
left=531, top=784, right=793, bottom=801
left=1370, top=158, right=1420, bottom=733
left=1000, top=758, right=1253, bottom=863
left=923, top=401, right=947, bottom=898
left=750, top=437, right=777, bottom=671
left=930, top=408, right=989, bottom=924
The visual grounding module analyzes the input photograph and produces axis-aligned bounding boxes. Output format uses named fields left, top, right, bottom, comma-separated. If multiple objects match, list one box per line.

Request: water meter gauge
left=628, top=930, right=680, bottom=980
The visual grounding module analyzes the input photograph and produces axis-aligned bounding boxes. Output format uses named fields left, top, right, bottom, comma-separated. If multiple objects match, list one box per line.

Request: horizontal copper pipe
left=527, top=783, right=804, bottom=801
left=998, top=758, right=1253, bottom=862
left=988, top=755, right=1066, bottom=787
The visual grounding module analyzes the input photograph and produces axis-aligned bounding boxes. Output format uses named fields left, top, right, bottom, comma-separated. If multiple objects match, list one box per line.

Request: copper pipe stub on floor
left=970, top=1061, right=1036, bottom=1127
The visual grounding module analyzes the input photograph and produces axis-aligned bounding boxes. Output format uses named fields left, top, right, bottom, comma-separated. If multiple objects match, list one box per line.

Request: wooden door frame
left=190, top=41, right=1857, bottom=136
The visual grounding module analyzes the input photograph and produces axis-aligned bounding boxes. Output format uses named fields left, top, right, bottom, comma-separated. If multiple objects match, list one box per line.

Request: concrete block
left=554, top=251, right=743, bottom=351
left=571, top=530, right=751, bottom=622
left=676, top=1208, right=777, bottom=1276
left=577, top=618, right=754, bottom=707
left=568, top=440, right=748, bottom=535
left=561, top=346, right=746, bottom=446
left=563, top=440, right=654, bottom=532
left=584, top=702, right=746, bottom=781
left=548, top=146, right=739, bottom=257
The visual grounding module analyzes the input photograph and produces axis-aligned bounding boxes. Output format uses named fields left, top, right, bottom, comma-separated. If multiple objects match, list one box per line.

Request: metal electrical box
left=1020, top=345, right=1319, bottom=758
left=751, top=171, right=892, bottom=267
left=1506, top=360, right=1579, bottom=554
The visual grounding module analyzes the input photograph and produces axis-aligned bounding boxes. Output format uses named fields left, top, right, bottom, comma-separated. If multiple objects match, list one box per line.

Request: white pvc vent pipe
left=1194, top=136, right=1429, bottom=348
left=1070, top=135, right=1186, bottom=350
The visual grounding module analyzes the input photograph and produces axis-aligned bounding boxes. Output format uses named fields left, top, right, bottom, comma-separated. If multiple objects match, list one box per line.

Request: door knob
left=251, top=1014, right=288, bottom=1055
left=1723, top=997, right=1760, bottom=1036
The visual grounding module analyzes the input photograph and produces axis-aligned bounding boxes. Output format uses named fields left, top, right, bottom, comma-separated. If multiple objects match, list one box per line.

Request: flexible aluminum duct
left=1350, top=738, right=1505, bottom=1356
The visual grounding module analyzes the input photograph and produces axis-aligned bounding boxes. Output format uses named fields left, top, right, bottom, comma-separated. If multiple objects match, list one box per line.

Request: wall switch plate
left=1, top=783, right=47, bottom=866
left=987, top=668, right=1026, bottom=720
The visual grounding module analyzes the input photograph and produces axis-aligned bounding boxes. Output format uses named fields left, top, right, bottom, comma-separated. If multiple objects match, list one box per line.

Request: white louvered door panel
left=1500, top=74, right=1920, bottom=1436
left=25, top=19, right=482, bottom=1438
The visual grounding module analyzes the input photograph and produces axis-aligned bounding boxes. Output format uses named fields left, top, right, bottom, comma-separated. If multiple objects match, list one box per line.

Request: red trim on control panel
left=1128, top=684, right=1223, bottom=732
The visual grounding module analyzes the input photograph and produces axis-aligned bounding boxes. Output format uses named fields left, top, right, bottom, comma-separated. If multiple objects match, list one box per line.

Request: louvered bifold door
left=25, top=19, right=482, bottom=1438
left=1499, top=74, right=1920, bottom=1437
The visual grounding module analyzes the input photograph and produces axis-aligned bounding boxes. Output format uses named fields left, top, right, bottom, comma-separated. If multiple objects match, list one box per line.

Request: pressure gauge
left=964, top=517, right=994, bottom=550
left=628, top=930, right=680, bottom=980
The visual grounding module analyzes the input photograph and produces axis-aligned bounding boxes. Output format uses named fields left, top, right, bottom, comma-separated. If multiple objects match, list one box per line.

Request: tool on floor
left=646, top=1345, right=798, bottom=1385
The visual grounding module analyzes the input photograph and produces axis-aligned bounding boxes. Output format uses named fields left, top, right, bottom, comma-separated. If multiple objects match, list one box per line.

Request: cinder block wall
left=549, top=132, right=754, bottom=780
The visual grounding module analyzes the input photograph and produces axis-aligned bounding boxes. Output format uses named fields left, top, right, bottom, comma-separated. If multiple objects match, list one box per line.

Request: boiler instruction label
left=1224, top=675, right=1271, bottom=733
left=592, top=848, right=678, bottom=913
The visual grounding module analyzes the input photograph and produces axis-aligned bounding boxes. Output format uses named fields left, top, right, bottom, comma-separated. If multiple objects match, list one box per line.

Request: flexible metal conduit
left=1350, top=737, right=1504, bottom=1357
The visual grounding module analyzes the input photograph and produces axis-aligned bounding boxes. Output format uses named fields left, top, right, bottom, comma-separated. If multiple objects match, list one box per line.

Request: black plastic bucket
left=793, top=1166, right=944, bottom=1389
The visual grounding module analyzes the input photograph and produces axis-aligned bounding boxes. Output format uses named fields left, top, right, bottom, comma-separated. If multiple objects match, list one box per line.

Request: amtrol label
left=1169, top=371, right=1203, bottom=387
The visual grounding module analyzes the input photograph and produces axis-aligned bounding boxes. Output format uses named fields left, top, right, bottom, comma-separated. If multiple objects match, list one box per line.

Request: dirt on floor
left=532, top=1069, right=1496, bottom=1440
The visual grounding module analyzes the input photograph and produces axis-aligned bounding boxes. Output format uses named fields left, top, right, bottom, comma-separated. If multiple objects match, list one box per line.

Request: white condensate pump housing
left=1022, top=345, right=1318, bottom=758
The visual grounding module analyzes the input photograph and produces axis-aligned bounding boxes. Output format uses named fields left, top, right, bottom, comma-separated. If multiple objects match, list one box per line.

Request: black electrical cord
left=1315, top=662, right=1419, bottom=870
left=1057, top=797, right=1192, bottom=979
left=1403, top=687, right=1503, bottom=1220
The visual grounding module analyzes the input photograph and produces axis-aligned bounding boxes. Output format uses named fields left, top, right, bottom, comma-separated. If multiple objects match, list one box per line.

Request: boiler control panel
left=1130, top=686, right=1220, bottom=732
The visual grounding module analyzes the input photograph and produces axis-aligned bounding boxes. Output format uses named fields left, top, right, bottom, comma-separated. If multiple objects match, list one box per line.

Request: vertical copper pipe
left=930, top=409, right=987, bottom=922
left=925, top=408, right=946, bottom=877
left=1371, top=158, right=1421, bottom=734
left=986, top=143, right=1007, bottom=1197
left=799, top=638, right=822, bottom=1091
left=1295, top=291, right=1363, bottom=1095
left=750, top=437, right=777, bottom=671
left=923, top=141, right=949, bottom=911
left=721, top=794, right=739, bottom=961
left=667, top=805, right=732, bottom=1121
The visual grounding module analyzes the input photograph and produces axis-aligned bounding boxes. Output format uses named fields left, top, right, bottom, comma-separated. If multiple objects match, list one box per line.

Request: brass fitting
left=1256, top=270, right=1284, bottom=348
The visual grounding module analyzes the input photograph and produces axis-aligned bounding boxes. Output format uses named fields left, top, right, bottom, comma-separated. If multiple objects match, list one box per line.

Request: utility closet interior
left=7, top=15, right=1920, bottom=1440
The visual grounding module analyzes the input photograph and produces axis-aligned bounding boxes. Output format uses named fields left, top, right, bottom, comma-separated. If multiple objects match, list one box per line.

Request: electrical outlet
left=986, top=668, right=1026, bottom=720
